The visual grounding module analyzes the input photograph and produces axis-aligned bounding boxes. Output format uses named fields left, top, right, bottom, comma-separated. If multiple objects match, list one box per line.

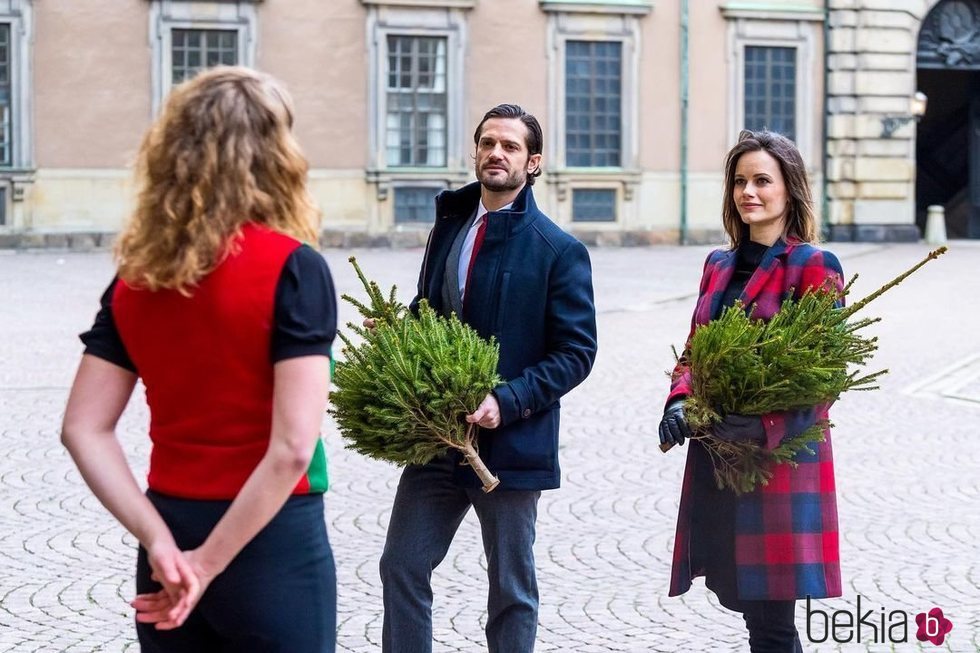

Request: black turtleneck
left=719, top=239, right=769, bottom=312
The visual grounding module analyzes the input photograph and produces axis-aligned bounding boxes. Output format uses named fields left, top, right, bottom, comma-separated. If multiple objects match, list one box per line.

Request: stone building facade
left=0, top=0, right=975, bottom=247
left=825, top=0, right=979, bottom=241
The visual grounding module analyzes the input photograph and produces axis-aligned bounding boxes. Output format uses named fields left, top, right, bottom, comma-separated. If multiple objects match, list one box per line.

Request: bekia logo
left=806, top=596, right=953, bottom=646
left=916, top=607, right=953, bottom=646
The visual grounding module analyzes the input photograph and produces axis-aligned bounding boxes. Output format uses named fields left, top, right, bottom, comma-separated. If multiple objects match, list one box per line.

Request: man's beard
left=478, top=164, right=525, bottom=192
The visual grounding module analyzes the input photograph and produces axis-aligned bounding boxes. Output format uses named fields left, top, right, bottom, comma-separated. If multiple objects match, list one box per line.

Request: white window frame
left=149, top=1, right=258, bottom=114
left=0, top=1, right=32, bottom=170
left=548, top=18, right=642, bottom=172
left=543, top=4, right=649, bottom=225
left=722, top=5, right=823, bottom=168
left=0, top=1, right=34, bottom=229
left=0, top=177, right=11, bottom=226
left=366, top=6, right=468, bottom=176
left=383, top=33, right=450, bottom=168
left=364, top=3, right=472, bottom=226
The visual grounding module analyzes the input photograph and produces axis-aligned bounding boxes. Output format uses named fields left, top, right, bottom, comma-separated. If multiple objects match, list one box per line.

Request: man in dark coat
left=379, top=104, right=598, bottom=653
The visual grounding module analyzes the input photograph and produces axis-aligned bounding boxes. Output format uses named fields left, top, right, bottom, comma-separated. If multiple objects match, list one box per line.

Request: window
left=544, top=5, right=645, bottom=227
left=364, top=5, right=471, bottom=225
left=572, top=189, right=617, bottom=222
left=721, top=5, right=822, bottom=166
left=149, top=2, right=257, bottom=113
left=565, top=41, right=622, bottom=168
left=0, top=23, right=11, bottom=167
left=171, top=29, right=239, bottom=85
left=394, top=186, right=440, bottom=223
left=0, top=1, right=32, bottom=228
left=385, top=36, right=448, bottom=168
left=744, top=46, right=796, bottom=141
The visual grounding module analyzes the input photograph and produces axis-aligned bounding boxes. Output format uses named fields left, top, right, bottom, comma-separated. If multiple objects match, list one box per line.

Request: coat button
left=522, top=408, right=532, bottom=418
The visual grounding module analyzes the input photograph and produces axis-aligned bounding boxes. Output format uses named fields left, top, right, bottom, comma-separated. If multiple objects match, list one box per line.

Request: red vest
left=113, top=223, right=322, bottom=499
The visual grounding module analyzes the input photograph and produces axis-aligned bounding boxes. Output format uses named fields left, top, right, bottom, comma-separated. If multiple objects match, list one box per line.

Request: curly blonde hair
left=115, top=66, right=319, bottom=293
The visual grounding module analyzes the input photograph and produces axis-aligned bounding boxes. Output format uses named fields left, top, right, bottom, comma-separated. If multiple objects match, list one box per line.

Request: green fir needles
left=330, top=258, right=503, bottom=492
left=669, top=247, right=947, bottom=494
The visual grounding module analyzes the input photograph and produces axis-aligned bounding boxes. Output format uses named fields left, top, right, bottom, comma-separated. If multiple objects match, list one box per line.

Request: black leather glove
left=712, top=413, right=766, bottom=443
left=659, top=400, right=691, bottom=447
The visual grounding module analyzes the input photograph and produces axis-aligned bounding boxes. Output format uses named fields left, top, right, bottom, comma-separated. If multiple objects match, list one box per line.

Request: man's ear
left=527, top=153, right=542, bottom=174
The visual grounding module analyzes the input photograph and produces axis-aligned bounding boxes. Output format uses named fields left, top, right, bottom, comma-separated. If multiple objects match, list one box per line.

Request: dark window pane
left=744, top=46, right=796, bottom=142
left=565, top=41, right=622, bottom=167
left=394, top=187, right=441, bottom=223
left=171, top=28, right=239, bottom=84
left=572, top=189, right=617, bottom=222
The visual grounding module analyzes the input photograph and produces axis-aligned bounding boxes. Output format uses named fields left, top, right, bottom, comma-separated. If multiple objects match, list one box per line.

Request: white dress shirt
left=458, top=199, right=513, bottom=301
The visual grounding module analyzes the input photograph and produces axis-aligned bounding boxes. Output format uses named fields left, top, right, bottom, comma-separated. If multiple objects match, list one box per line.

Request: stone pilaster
left=825, top=0, right=934, bottom=241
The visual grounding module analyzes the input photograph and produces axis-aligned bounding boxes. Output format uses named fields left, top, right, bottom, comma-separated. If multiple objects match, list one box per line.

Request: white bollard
left=925, top=205, right=946, bottom=245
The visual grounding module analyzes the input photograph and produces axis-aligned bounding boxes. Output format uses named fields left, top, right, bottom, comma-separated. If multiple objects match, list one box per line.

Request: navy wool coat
left=411, top=181, right=598, bottom=491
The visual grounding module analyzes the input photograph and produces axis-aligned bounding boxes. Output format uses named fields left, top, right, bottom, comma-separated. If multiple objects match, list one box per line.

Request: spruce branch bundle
left=665, top=247, right=946, bottom=494
left=330, top=258, right=503, bottom=492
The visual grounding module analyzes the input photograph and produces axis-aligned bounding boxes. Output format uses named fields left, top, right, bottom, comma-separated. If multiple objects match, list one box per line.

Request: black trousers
left=136, top=490, right=336, bottom=653
left=690, top=443, right=803, bottom=652
left=741, top=600, right=804, bottom=653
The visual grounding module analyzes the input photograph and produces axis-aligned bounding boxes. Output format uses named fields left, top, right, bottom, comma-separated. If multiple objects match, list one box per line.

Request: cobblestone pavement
left=1, top=241, right=978, bottom=652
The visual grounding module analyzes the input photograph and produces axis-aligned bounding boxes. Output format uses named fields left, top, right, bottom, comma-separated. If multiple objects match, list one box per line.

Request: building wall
left=2, top=0, right=845, bottom=245
left=28, top=1, right=151, bottom=231
left=261, top=1, right=371, bottom=230
left=824, top=0, right=939, bottom=241
left=634, top=0, right=682, bottom=239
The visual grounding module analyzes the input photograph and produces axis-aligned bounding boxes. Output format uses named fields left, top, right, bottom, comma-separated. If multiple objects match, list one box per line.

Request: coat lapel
left=707, top=249, right=738, bottom=321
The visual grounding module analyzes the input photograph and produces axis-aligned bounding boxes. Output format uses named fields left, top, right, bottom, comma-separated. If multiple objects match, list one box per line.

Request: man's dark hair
left=473, top=104, right=543, bottom=184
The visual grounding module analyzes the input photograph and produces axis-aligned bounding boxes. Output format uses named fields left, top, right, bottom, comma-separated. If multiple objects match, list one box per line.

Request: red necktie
left=463, top=216, right=487, bottom=308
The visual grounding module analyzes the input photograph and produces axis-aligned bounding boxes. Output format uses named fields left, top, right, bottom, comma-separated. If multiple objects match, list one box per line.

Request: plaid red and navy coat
left=666, top=239, right=844, bottom=602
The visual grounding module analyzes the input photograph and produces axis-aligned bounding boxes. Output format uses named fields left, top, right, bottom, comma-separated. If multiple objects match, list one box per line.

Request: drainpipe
left=679, top=0, right=690, bottom=245
left=821, top=1, right=831, bottom=240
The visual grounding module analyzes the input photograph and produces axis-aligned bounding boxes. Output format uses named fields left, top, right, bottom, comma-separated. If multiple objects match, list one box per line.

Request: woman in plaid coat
left=659, top=130, right=843, bottom=652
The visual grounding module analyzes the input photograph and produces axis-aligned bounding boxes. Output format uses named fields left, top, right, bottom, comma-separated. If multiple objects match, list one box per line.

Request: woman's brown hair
left=721, top=129, right=818, bottom=249
left=115, top=66, right=319, bottom=293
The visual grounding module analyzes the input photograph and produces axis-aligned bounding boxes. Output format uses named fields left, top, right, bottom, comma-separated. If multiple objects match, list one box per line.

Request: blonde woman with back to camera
left=61, top=66, right=338, bottom=652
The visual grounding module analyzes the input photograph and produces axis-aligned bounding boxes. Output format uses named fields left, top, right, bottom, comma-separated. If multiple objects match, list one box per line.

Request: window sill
left=366, top=168, right=471, bottom=182
left=366, top=168, right=473, bottom=201
left=361, top=0, right=477, bottom=8
left=548, top=168, right=642, bottom=183
left=539, top=0, right=653, bottom=15
left=720, top=2, right=824, bottom=22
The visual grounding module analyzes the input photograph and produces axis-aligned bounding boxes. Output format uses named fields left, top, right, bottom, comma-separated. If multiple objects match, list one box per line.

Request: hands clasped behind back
left=131, top=544, right=215, bottom=630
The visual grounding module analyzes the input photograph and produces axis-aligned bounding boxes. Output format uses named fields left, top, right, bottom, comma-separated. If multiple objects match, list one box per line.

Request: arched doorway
left=916, top=0, right=980, bottom=238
